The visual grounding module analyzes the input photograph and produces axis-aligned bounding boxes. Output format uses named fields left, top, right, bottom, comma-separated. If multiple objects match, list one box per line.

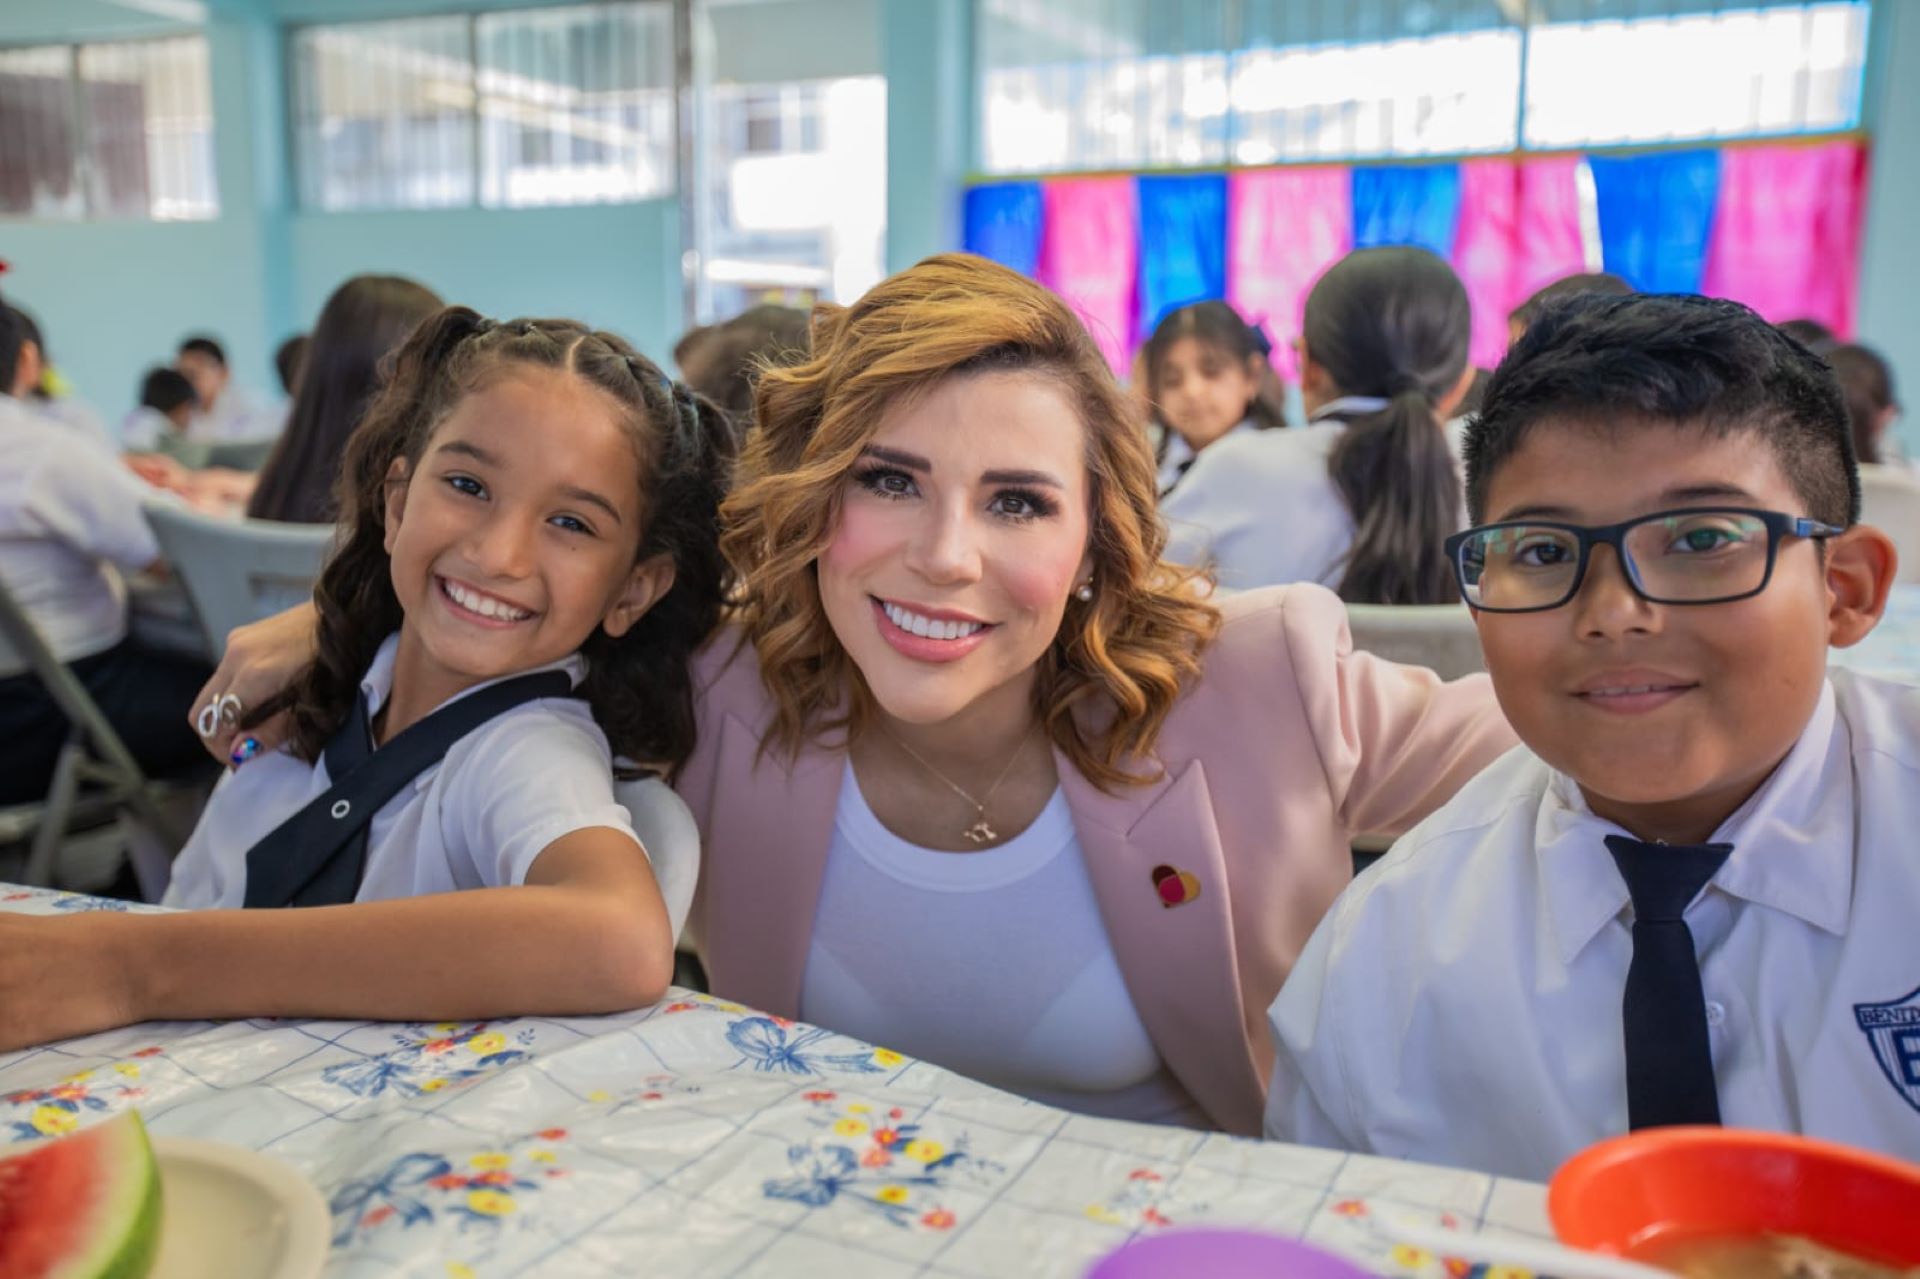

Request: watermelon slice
left=0, top=1109, right=162, bottom=1279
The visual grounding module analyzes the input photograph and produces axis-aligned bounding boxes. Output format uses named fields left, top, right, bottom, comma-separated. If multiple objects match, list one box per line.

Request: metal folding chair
left=0, top=577, right=192, bottom=896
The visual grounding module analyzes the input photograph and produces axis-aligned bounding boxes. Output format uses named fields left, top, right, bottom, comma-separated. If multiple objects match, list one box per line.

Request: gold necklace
left=881, top=723, right=1038, bottom=845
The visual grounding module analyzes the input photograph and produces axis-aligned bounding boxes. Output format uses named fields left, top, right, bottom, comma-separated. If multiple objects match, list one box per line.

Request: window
left=0, top=35, right=216, bottom=221
left=290, top=4, right=674, bottom=213
left=975, top=0, right=1872, bottom=175
left=694, top=0, right=887, bottom=320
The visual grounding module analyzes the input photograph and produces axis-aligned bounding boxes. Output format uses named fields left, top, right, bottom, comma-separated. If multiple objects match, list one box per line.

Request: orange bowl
left=1549, top=1127, right=1920, bottom=1268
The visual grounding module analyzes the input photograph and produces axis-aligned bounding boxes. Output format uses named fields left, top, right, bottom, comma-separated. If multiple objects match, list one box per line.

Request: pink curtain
left=1226, top=166, right=1351, bottom=382
left=1038, top=177, right=1138, bottom=376
left=1451, top=159, right=1521, bottom=370
left=1703, top=141, right=1869, bottom=338
left=1513, top=156, right=1595, bottom=304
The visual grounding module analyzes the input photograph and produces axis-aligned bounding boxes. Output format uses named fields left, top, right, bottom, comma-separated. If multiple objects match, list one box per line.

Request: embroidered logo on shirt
left=1854, top=985, right=1920, bottom=1115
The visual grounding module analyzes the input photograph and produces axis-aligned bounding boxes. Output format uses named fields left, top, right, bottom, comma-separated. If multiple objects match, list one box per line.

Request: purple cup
left=1085, top=1228, right=1372, bottom=1278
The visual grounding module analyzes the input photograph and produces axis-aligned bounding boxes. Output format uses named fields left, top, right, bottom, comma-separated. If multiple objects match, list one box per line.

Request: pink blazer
left=673, top=584, right=1516, bottom=1134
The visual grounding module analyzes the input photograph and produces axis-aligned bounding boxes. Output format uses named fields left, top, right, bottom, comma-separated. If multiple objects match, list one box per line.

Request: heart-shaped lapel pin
left=1151, top=864, right=1201, bottom=908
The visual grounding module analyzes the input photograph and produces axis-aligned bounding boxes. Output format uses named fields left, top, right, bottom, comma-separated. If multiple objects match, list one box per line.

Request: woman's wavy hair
left=252, top=308, right=738, bottom=780
left=722, top=252, right=1221, bottom=791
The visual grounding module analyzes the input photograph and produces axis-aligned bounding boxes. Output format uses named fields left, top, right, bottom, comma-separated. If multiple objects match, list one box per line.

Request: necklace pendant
left=963, top=819, right=996, bottom=845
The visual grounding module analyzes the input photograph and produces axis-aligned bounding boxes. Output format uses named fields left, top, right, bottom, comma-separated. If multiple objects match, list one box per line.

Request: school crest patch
left=1855, top=986, right=1920, bottom=1115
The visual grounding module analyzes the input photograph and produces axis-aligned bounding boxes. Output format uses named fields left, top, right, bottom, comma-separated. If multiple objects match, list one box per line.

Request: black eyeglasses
left=1443, top=507, right=1844, bottom=614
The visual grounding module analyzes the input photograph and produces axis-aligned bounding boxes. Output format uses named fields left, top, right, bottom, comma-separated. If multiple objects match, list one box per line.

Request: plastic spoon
left=1375, top=1212, right=1678, bottom=1279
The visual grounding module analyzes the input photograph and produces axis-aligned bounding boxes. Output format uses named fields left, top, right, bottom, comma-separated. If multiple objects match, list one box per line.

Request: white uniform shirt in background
left=163, top=634, right=646, bottom=910
left=1161, top=421, right=1354, bottom=590
left=1267, top=673, right=1920, bottom=1181
left=0, top=394, right=162, bottom=671
left=801, top=764, right=1210, bottom=1127
left=1156, top=418, right=1256, bottom=495
left=188, top=385, right=280, bottom=442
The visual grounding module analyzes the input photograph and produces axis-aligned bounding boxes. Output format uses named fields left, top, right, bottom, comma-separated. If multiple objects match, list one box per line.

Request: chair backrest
left=613, top=774, right=700, bottom=944
left=1858, top=463, right=1920, bottom=584
left=143, top=502, right=335, bottom=652
left=1344, top=602, right=1486, bottom=681
left=204, top=438, right=278, bottom=472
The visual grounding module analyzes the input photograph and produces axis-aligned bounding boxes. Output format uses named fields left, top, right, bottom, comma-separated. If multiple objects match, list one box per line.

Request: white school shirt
left=1160, top=401, right=1471, bottom=593
left=0, top=394, right=163, bottom=672
left=800, top=764, right=1210, bottom=1127
left=1156, top=418, right=1256, bottom=495
left=1266, top=671, right=1920, bottom=1182
left=162, top=634, right=644, bottom=910
left=187, top=385, right=279, bottom=443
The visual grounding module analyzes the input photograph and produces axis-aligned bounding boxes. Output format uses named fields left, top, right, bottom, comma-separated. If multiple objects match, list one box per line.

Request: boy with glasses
left=1264, top=294, right=1915, bottom=1180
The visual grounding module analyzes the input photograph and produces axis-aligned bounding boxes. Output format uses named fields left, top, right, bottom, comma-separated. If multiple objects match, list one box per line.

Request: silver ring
left=217, top=692, right=244, bottom=728
left=195, top=699, right=222, bottom=739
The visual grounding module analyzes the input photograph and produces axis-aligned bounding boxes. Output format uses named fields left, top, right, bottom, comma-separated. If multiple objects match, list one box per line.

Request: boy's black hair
left=178, top=334, right=226, bottom=366
left=1466, top=293, right=1859, bottom=528
left=0, top=298, right=21, bottom=394
left=1508, top=272, right=1632, bottom=331
left=140, top=366, right=196, bottom=415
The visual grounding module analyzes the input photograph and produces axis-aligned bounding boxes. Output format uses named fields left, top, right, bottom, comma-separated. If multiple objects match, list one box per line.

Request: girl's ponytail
left=1305, top=248, right=1472, bottom=606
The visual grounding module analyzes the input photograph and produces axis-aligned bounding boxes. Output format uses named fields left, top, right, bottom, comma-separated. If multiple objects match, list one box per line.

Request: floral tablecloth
left=0, top=884, right=1553, bottom=1278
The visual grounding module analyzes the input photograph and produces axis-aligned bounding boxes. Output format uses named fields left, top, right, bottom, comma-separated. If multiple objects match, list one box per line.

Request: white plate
left=149, top=1137, right=331, bottom=1279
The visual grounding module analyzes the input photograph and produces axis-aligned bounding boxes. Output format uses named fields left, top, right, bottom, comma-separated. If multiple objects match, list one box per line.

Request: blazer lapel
left=1060, top=750, right=1267, bottom=1135
left=701, top=711, right=843, bottom=1017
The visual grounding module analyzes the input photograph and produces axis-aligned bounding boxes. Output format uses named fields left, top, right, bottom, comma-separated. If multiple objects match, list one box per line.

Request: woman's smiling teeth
left=881, top=600, right=985, bottom=641
left=440, top=577, right=534, bottom=622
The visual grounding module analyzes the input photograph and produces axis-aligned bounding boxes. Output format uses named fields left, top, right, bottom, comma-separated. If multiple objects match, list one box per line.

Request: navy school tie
left=242, top=669, right=576, bottom=908
left=1602, top=834, right=1733, bottom=1130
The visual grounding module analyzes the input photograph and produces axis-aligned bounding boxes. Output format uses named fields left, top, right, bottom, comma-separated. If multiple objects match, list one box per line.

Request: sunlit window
left=290, top=4, right=675, bottom=213
left=975, top=0, right=1871, bottom=175
left=0, top=35, right=216, bottom=221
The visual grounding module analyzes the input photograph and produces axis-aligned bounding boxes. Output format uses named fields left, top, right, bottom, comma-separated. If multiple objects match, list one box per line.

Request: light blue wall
left=289, top=202, right=685, bottom=364
left=1860, top=0, right=1920, bottom=450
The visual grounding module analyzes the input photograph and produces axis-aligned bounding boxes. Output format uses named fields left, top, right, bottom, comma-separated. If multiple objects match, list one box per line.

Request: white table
left=0, top=884, right=1553, bottom=1278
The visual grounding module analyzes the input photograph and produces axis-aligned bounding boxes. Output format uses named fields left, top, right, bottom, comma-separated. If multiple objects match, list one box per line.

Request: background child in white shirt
left=0, top=307, right=737, bottom=1052
left=1267, top=292, right=1918, bottom=1180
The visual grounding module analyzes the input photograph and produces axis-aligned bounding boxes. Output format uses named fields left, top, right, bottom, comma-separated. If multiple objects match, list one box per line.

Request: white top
left=29, top=395, right=113, bottom=449
left=1160, top=404, right=1473, bottom=593
left=1156, top=418, right=1256, bottom=495
left=1267, top=672, right=1920, bottom=1181
left=163, top=634, right=645, bottom=910
left=800, top=764, right=1208, bottom=1127
left=117, top=407, right=174, bottom=453
left=1161, top=421, right=1354, bottom=590
left=188, top=386, right=281, bottom=442
left=0, top=394, right=163, bottom=671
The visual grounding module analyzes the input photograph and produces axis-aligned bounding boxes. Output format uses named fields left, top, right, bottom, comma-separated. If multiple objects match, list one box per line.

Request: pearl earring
left=1075, top=580, right=1094, bottom=602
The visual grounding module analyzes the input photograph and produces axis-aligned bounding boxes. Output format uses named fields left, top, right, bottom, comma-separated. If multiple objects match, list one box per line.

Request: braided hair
left=254, top=308, right=738, bottom=779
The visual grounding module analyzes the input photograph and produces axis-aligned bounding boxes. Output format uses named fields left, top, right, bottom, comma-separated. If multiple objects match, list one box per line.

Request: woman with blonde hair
left=191, top=254, right=1511, bottom=1134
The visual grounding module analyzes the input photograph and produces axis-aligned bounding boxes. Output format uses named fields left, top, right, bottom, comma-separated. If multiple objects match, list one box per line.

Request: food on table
left=0, top=1109, right=162, bottom=1278
left=1643, top=1232, right=1920, bottom=1279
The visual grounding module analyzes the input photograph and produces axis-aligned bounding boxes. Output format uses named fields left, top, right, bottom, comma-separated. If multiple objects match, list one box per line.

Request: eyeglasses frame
left=1441, top=506, right=1846, bottom=614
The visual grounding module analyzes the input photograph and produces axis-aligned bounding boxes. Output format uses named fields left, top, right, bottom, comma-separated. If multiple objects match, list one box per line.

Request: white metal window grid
left=0, top=33, right=217, bottom=222
left=287, top=3, right=677, bottom=214
left=974, top=0, right=1873, bottom=176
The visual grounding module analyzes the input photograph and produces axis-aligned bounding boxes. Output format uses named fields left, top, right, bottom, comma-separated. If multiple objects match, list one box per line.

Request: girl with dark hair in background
left=1140, top=300, right=1287, bottom=493
left=1161, top=246, right=1477, bottom=603
left=247, top=275, right=445, bottom=524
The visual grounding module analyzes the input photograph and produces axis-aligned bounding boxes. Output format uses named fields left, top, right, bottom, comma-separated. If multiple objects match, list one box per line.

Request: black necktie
left=242, top=669, right=575, bottom=908
left=1603, top=834, right=1732, bottom=1130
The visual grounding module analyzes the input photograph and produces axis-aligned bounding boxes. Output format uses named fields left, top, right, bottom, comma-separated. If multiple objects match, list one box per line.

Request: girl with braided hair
left=0, top=308, right=737, bottom=1050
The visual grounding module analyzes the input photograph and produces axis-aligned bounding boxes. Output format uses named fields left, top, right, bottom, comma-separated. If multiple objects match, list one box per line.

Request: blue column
left=1861, top=0, right=1920, bottom=453
left=883, top=0, right=973, bottom=274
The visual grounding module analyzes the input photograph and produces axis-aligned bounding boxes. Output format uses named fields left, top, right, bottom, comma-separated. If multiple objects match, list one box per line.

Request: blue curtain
left=1136, top=174, right=1228, bottom=338
left=1351, top=164, right=1463, bottom=258
left=1588, top=150, right=1722, bottom=294
left=963, top=182, right=1045, bottom=277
